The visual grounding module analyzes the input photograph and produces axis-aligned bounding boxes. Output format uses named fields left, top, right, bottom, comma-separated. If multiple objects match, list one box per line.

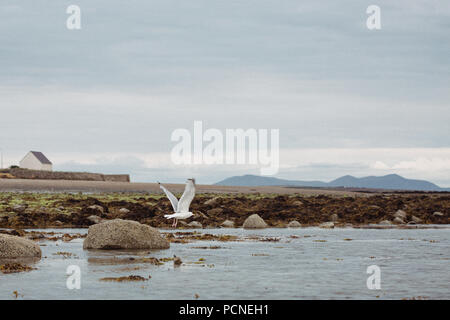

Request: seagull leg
left=174, top=219, right=178, bottom=228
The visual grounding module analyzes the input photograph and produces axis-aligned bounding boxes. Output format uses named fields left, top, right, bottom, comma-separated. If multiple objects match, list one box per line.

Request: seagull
left=158, top=178, right=196, bottom=228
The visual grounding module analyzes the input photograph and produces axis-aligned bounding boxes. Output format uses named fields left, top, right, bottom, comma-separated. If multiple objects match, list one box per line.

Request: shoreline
left=0, top=191, right=448, bottom=229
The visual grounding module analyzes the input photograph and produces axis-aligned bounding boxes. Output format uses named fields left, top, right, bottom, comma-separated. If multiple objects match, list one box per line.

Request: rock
left=12, top=204, right=27, bottom=213
left=187, top=221, right=203, bottom=229
left=292, top=200, right=303, bottom=206
left=407, top=221, right=416, bottom=225
left=88, top=205, right=104, bottom=214
left=393, top=217, right=405, bottom=224
left=287, top=221, right=302, bottom=228
left=221, top=220, right=235, bottom=228
left=0, top=234, right=42, bottom=259
left=54, top=220, right=63, bottom=226
left=87, top=215, right=102, bottom=224
left=243, top=214, right=267, bottom=229
left=119, top=208, right=130, bottom=214
left=83, top=219, right=170, bottom=250
left=394, top=210, right=407, bottom=219
left=196, top=211, right=209, bottom=219
left=319, top=222, right=334, bottom=229
left=433, top=212, right=444, bottom=217
left=204, top=197, right=220, bottom=206
left=207, top=208, right=223, bottom=215
left=378, top=220, right=393, bottom=225
left=411, top=216, right=422, bottom=224
left=330, top=214, right=339, bottom=222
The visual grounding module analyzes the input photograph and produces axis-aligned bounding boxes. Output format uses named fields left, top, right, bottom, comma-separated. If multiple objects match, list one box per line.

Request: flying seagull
left=158, top=178, right=196, bottom=228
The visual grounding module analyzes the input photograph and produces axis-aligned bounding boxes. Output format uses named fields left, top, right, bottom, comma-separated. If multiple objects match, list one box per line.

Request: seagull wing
left=177, top=179, right=196, bottom=213
left=159, top=183, right=179, bottom=213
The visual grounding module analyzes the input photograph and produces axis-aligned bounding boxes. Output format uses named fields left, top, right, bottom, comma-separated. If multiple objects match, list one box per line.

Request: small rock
left=378, top=220, right=393, bottom=225
left=221, top=220, right=235, bottom=228
left=411, top=216, right=422, bottom=223
left=287, top=221, right=301, bottom=228
left=119, top=208, right=130, bottom=214
left=330, top=214, right=339, bottom=222
left=319, top=222, right=334, bottom=229
left=12, top=204, right=27, bottom=213
left=196, top=211, right=209, bottom=219
left=204, top=197, right=220, bottom=206
left=393, top=217, right=405, bottom=224
left=207, top=208, right=223, bottom=215
left=243, top=214, right=267, bottom=229
left=394, top=210, right=407, bottom=219
left=54, top=220, right=63, bottom=226
left=344, top=223, right=353, bottom=228
left=433, top=212, right=444, bottom=217
left=292, top=200, right=303, bottom=206
left=88, top=205, right=104, bottom=214
left=87, top=215, right=102, bottom=224
left=187, top=221, right=203, bottom=229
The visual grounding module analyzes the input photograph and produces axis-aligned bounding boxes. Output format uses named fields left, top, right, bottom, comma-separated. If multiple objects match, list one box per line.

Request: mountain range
left=215, top=174, right=450, bottom=191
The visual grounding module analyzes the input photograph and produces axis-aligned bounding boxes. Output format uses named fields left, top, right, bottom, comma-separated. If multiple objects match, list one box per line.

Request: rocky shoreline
left=0, top=192, right=448, bottom=229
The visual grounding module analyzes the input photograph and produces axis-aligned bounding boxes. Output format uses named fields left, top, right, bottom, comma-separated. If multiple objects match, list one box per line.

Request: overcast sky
left=1, top=0, right=449, bottom=186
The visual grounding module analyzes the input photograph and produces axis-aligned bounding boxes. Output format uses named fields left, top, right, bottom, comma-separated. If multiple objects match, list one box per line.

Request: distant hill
left=215, top=174, right=449, bottom=191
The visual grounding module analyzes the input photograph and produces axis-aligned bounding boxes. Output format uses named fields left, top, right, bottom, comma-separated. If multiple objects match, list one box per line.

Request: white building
left=19, top=151, right=53, bottom=171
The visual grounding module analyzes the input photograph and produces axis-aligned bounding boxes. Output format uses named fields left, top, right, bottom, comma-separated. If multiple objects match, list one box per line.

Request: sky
left=0, top=0, right=449, bottom=186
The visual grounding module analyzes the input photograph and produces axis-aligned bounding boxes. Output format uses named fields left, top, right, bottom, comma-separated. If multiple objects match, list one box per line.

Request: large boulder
left=243, top=214, right=267, bottom=229
left=83, top=219, right=169, bottom=250
left=0, top=234, right=42, bottom=259
left=287, top=220, right=302, bottom=228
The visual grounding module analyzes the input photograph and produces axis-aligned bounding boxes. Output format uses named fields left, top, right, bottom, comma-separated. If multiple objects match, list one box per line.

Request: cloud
left=0, top=1, right=449, bottom=186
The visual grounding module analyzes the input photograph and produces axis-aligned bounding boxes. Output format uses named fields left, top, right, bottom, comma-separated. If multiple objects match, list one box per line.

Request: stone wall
left=1, top=168, right=130, bottom=182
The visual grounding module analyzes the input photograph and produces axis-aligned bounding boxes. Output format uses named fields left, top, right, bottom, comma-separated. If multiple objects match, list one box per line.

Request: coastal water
left=1, top=227, right=449, bottom=299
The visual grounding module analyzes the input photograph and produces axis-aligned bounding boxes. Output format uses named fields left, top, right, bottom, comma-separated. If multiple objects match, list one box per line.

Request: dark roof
left=30, top=151, right=52, bottom=164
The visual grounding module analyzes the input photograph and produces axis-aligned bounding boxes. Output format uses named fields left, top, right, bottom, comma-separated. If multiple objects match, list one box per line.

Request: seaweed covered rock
left=243, top=214, right=267, bottom=229
left=83, top=219, right=169, bottom=250
left=0, top=234, right=42, bottom=259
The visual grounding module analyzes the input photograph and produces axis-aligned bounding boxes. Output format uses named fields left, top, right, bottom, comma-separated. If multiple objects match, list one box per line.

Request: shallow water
left=1, top=227, right=449, bottom=300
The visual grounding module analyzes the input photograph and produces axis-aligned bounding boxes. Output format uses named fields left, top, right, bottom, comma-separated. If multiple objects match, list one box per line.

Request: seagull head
left=188, top=178, right=196, bottom=185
